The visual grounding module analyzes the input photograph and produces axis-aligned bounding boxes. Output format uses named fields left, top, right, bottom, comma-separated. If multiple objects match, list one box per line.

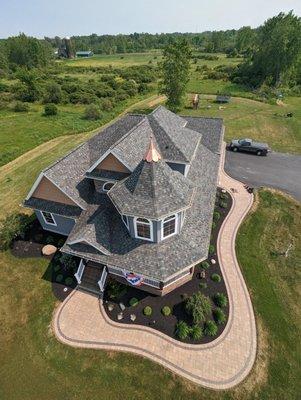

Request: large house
left=24, top=106, right=224, bottom=296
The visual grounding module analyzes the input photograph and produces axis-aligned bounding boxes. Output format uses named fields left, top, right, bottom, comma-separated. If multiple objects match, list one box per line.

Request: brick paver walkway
left=53, top=144, right=257, bottom=389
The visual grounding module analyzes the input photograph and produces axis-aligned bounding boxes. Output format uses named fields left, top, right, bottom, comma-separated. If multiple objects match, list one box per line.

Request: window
left=162, top=214, right=177, bottom=239
left=41, top=211, right=56, bottom=226
left=135, top=217, right=153, bottom=241
left=102, top=182, right=114, bottom=192
left=122, top=215, right=129, bottom=228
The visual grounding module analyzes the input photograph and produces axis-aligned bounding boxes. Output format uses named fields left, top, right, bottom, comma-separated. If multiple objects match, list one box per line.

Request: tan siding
left=32, top=176, right=77, bottom=206
left=95, top=153, right=130, bottom=173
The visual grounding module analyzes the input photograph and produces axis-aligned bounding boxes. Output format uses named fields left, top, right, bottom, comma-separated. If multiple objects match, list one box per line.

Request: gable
left=95, top=153, right=130, bottom=173
left=32, top=176, right=77, bottom=206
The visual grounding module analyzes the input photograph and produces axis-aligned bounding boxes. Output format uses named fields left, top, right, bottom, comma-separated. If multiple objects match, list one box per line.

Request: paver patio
left=53, top=144, right=257, bottom=389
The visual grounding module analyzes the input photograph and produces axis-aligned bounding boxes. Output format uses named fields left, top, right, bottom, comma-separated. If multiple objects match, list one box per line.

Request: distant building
left=76, top=51, right=94, bottom=58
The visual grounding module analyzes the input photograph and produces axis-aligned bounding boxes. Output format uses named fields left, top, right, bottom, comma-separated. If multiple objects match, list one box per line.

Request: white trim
left=25, top=172, right=44, bottom=200
left=74, top=259, right=85, bottom=284
left=184, top=164, right=191, bottom=177
left=102, top=181, right=115, bottom=192
left=41, top=211, right=57, bottom=226
left=133, top=217, right=153, bottom=242
left=161, top=213, right=178, bottom=241
left=98, top=267, right=108, bottom=292
left=121, top=214, right=129, bottom=229
left=67, top=238, right=110, bottom=255
left=86, top=149, right=132, bottom=174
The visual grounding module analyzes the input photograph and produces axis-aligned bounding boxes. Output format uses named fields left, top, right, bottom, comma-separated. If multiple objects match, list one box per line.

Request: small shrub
left=56, top=274, right=64, bottom=283
left=14, top=101, right=29, bottom=112
left=204, top=320, right=218, bottom=336
left=181, top=293, right=188, bottom=300
left=213, top=211, right=221, bottom=222
left=190, top=325, right=203, bottom=340
left=60, top=254, right=77, bottom=270
left=209, top=244, right=215, bottom=254
left=46, top=235, right=54, bottom=244
left=211, top=273, right=222, bottom=283
left=213, top=308, right=226, bottom=325
left=161, top=306, right=171, bottom=316
left=143, top=306, right=152, bottom=316
left=219, top=201, right=228, bottom=209
left=44, top=103, right=58, bottom=116
left=185, top=292, right=212, bottom=324
left=213, top=293, right=228, bottom=308
left=65, top=276, right=74, bottom=286
left=220, top=192, right=228, bottom=200
left=84, top=104, right=101, bottom=120
left=107, top=281, right=127, bottom=299
left=175, top=320, right=190, bottom=340
left=201, top=261, right=210, bottom=269
left=211, top=221, right=216, bottom=229
left=199, top=282, right=207, bottom=289
left=129, top=297, right=139, bottom=307
left=54, top=264, right=61, bottom=272
left=0, top=213, right=34, bottom=250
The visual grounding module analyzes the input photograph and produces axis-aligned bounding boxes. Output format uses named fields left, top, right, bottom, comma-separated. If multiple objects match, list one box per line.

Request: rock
left=117, top=312, right=123, bottom=320
left=200, top=270, right=206, bottom=279
left=211, top=259, right=216, bottom=265
left=108, top=304, right=114, bottom=312
left=42, top=244, right=57, bottom=256
left=130, top=314, right=136, bottom=322
left=119, top=302, right=125, bottom=311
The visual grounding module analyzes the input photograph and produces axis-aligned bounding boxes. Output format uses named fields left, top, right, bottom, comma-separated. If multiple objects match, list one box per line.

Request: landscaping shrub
left=213, top=308, right=226, bottom=325
left=0, top=213, right=34, bottom=250
left=213, top=292, right=228, bottom=308
left=200, top=261, right=210, bottom=269
left=211, top=273, right=222, bottom=283
left=65, top=277, right=74, bottom=286
left=143, top=306, right=152, bottom=316
left=14, top=101, right=29, bottom=112
left=185, top=292, right=212, bottom=324
left=204, top=320, right=218, bottom=336
left=161, top=306, right=171, bottom=316
left=84, top=104, right=101, bottom=120
left=56, top=274, right=63, bottom=283
left=220, top=192, right=228, bottom=200
left=107, top=281, right=127, bottom=299
left=129, top=297, right=139, bottom=307
left=44, top=103, right=58, bottom=116
left=60, top=254, right=77, bottom=271
left=46, top=235, right=55, bottom=244
left=199, top=282, right=207, bottom=289
left=213, top=211, right=221, bottom=222
left=209, top=244, right=215, bottom=254
left=190, top=325, right=203, bottom=340
left=219, top=201, right=228, bottom=209
left=175, top=320, right=190, bottom=340
left=54, top=264, right=61, bottom=272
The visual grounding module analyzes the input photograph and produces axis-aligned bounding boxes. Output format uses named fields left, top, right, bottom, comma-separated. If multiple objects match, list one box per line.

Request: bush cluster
left=0, top=213, right=34, bottom=250
left=129, top=297, right=139, bottom=307
left=143, top=306, right=152, bottom=316
left=211, top=273, right=222, bottom=283
left=185, top=292, right=212, bottom=324
left=213, top=293, right=228, bottom=308
left=204, top=320, right=218, bottom=336
left=213, top=308, right=226, bottom=325
left=161, top=305, right=172, bottom=316
left=44, top=103, right=58, bottom=116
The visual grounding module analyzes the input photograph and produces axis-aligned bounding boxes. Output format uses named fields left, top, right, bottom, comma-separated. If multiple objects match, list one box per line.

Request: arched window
left=102, top=182, right=114, bottom=192
left=162, top=214, right=177, bottom=239
left=135, top=217, right=153, bottom=241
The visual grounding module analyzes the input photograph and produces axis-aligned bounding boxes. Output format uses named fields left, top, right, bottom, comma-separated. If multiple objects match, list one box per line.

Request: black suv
left=229, top=138, right=269, bottom=156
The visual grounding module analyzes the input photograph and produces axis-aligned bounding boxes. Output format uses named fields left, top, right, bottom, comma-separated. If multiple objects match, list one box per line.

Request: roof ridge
left=107, top=115, right=147, bottom=151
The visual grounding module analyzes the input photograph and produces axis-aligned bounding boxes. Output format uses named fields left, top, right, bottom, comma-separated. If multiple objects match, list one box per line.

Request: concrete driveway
left=225, top=150, right=301, bottom=202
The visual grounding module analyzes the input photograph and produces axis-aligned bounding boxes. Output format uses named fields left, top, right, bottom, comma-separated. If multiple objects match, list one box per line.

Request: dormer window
left=162, top=214, right=177, bottom=240
left=134, top=217, right=153, bottom=241
left=102, top=182, right=115, bottom=192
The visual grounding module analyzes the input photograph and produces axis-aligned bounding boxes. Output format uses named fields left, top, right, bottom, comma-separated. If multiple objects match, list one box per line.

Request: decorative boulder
left=108, top=304, right=114, bottom=312
left=211, top=259, right=216, bottom=265
left=117, top=313, right=123, bottom=320
left=130, top=314, right=136, bottom=322
left=42, top=244, right=57, bottom=256
left=119, top=302, right=125, bottom=311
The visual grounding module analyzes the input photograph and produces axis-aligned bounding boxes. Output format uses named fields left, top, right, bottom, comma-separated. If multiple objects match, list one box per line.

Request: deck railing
left=74, top=259, right=85, bottom=284
left=98, top=267, right=108, bottom=292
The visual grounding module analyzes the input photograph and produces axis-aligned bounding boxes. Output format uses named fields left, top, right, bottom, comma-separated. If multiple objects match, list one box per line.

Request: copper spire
left=143, top=136, right=161, bottom=163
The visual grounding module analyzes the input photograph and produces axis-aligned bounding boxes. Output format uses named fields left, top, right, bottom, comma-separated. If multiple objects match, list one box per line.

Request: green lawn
left=0, top=93, right=157, bottom=167
left=181, top=95, right=301, bottom=154
left=0, top=186, right=300, bottom=399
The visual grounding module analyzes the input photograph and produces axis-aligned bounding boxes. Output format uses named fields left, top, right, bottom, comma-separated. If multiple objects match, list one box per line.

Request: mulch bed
left=103, top=188, right=232, bottom=344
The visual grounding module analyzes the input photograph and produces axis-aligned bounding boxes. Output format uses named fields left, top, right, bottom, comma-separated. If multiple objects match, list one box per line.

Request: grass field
left=0, top=189, right=300, bottom=400
left=0, top=93, right=159, bottom=167
left=181, top=95, right=301, bottom=154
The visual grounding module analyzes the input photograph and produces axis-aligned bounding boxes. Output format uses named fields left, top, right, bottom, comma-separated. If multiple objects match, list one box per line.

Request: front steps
left=78, top=264, right=103, bottom=296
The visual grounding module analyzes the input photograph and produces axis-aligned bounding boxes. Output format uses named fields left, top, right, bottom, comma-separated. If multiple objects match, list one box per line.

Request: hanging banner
left=124, top=271, right=144, bottom=286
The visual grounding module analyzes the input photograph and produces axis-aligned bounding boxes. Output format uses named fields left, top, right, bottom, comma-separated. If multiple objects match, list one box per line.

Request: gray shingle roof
left=108, top=159, right=195, bottom=219
left=23, top=197, right=82, bottom=218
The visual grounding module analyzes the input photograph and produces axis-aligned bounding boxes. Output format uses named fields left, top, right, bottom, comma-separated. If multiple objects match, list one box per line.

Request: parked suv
left=229, top=138, right=269, bottom=156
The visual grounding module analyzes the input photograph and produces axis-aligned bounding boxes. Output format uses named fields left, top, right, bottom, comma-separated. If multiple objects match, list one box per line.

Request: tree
left=159, top=40, right=191, bottom=112
left=44, top=82, right=62, bottom=104
left=15, top=69, right=42, bottom=102
left=6, top=33, right=52, bottom=69
left=235, top=26, right=256, bottom=55
left=185, top=292, right=212, bottom=324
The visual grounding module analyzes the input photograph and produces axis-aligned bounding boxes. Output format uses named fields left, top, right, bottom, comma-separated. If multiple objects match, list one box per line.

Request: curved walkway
left=53, top=145, right=257, bottom=390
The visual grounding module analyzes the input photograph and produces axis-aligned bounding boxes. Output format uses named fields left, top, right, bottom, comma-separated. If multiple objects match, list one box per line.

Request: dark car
left=229, top=138, right=270, bottom=156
